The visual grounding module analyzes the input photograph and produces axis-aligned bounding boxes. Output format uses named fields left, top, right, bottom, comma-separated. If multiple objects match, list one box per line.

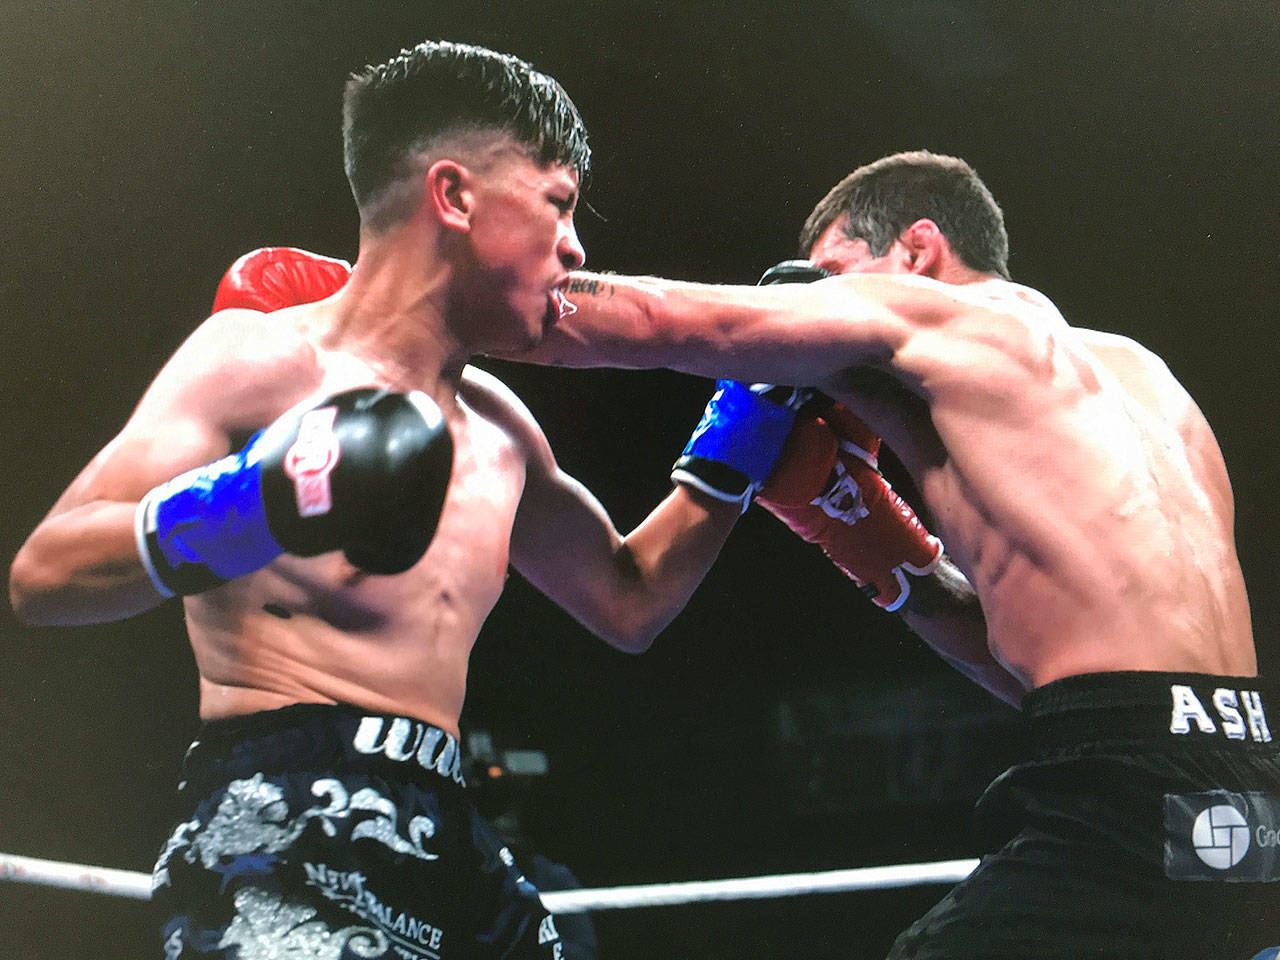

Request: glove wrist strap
left=136, top=445, right=284, bottom=596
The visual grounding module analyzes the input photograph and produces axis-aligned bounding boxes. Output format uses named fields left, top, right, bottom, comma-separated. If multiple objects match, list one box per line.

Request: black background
left=1, top=2, right=1278, bottom=956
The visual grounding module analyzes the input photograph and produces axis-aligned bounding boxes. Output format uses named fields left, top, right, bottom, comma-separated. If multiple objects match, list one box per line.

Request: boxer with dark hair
left=518, top=149, right=1280, bottom=956
left=9, top=41, right=788, bottom=959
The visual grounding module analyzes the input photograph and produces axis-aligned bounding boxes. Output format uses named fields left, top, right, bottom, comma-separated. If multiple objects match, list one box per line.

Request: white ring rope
left=540, top=859, right=978, bottom=913
left=0, top=853, right=152, bottom=901
left=0, top=850, right=977, bottom=912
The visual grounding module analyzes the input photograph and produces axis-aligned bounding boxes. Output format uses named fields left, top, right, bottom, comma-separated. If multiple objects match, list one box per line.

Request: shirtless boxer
left=521, top=151, right=1280, bottom=957
left=6, top=41, right=797, bottom=959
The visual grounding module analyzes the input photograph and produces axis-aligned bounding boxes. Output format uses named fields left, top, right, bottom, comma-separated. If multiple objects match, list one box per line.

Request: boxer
left=9, top=41, right=796, bottom=959
left=514, top=150, right=1280, bottom=956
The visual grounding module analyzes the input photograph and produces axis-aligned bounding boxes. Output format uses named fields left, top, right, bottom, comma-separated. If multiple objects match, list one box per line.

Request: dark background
left=1, top=2, right=1277, bottom=956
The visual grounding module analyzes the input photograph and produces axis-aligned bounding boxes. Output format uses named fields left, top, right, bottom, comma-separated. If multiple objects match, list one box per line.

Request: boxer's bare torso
left=13, top=303, right=535, bottom=734
left=184, top=309, right=533, bottom=733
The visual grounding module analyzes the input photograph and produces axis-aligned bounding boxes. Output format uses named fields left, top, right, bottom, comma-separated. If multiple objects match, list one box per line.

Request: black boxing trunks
left=152, top=703, right=593, bottom=960
left=887, top=672, right=1280, bottom=960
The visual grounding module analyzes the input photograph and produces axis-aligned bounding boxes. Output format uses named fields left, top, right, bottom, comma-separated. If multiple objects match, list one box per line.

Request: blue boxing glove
left=670, top=263, right=829, bottom=509
left=136, top=388, right=453, bottom=596
left=671, top=380, right=810, bottom=511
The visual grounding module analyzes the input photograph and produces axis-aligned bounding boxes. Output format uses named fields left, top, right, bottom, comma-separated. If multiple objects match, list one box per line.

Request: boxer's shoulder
left=150, top=309, right=324, bottom=433
left=458, top=364, right=553, bottom=468
left=183, top=306, right=319, bottom=374
left=458, top=364, right=534, bottom=426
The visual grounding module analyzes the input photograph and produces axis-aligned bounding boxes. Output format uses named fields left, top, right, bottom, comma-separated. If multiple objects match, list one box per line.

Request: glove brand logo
left=1191, top=804, right=1251, bottom=869
left=284, top=407, right=341, bottom=517
left=811, top=460, right=870, bottom=525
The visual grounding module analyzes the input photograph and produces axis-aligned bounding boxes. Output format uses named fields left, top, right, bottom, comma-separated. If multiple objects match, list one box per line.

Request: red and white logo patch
left=283, top=407, right=341, bottom=517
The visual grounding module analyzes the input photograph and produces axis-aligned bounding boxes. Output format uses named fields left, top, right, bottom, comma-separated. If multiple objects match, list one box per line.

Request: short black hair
left=343, top=40, right=591, bottom=227
left=800, top=151, right=1010, bottom=279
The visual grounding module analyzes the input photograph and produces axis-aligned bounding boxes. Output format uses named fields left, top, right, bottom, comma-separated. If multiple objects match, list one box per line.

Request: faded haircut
left=800, top=151, right=1010, bottom=279
left=343, top=40, right=591, bottom=230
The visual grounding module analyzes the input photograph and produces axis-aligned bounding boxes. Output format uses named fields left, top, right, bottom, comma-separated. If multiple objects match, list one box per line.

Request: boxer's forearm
left=608, top=485, right=742, bottom=649
left=537, top=273, right=714, bottom=371
left=529, top=271, right=889, bottom=387
left=9, top=501, right=166, bottom=626
left=513, top=479, right=741, bottom=654
left=898, top=558, right=1025, bottom=708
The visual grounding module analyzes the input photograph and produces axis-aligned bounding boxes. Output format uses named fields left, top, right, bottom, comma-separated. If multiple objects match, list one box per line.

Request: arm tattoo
left=566, top=276, right=615, bottom=299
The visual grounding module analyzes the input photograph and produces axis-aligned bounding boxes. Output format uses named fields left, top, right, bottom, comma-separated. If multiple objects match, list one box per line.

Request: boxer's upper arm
left=10, top=309, right=315, bottom=624
left=46, top=309, right=310, bottom=518
left=473, top=368, right=681, bottom=650
left=483, top=373, right=626, bottom=620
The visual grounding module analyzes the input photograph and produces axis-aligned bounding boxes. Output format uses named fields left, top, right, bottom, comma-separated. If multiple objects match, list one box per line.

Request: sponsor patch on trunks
left=1165, top=791, right=1280, bottom=881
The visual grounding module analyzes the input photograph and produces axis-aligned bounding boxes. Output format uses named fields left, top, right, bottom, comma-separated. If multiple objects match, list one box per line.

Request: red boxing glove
left=212, top=247, right=351, bottom=313
left=757, top=401, right=943, bottom=612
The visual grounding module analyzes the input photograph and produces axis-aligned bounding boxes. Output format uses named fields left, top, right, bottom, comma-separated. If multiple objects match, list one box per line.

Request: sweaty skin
left=8, top=148, right=742, bottom=736
left=526, top=231, right=1254, bottom=701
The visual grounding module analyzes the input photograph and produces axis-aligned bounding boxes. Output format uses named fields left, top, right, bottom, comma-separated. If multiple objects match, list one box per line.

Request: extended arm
left=535, top=271, right=919, bottom=387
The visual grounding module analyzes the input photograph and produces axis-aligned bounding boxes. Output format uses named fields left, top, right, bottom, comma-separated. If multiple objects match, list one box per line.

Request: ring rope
left=0, top=850, right=977, bottom=912
left=540, top=859, right=978, bottom=913
left=0, top=852, right=152, bottom=900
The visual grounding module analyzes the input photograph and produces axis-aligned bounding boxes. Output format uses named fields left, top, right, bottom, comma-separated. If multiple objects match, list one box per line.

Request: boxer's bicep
left=509, top=456, right=637, bottom=635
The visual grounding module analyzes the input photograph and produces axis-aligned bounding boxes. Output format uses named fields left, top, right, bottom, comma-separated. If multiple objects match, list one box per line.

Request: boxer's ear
left=899, top=219, right=945, bottom=276
left=427, top=159, right=473, bottom=233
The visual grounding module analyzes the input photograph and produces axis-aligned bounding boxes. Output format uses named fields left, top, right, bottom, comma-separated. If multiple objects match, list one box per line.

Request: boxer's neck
left=321, top=236, right=468, bottom=396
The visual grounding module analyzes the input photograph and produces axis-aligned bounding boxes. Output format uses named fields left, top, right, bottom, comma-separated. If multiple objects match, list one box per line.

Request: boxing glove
left=757, top=401, right=943, bottom=612
left=671, top=380, right=811, bottom=511
left=136, top=388, right=453, bottom=596
left=757, top=259, right=831, bottom=285
left=212, top=247, right=351, bottom=313
left=667, top=260, right=834, bottom=510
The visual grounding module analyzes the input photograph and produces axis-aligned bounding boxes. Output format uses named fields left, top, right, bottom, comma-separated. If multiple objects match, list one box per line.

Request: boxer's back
left=858, top=280, right=1254, bottom=690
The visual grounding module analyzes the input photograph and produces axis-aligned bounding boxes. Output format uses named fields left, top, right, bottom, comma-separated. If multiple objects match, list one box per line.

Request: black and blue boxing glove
left=668, top=259, right=830, bottom=511
left=671, top=380, right=810, bottom=511
left=135, top=387, right=453, bottom=596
